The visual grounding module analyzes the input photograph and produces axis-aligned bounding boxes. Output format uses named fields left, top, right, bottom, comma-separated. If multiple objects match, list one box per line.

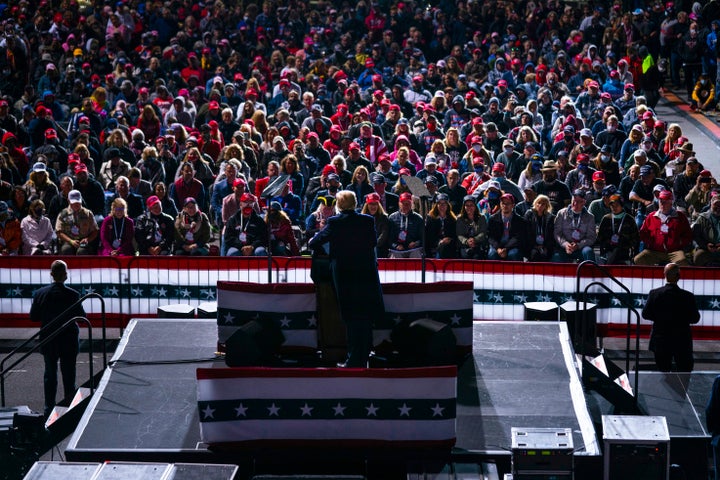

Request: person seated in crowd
left=169, top=161, right=206, bottom=212
left=266, top=201, right=299, bottom=257
left=424, top=193, right=457, bottom=259
left=224, top=193, right=268, bottom=257
left=26, top=162, right=59, bottom=209
left=0, top=201, right=21, bottom=255
left=270, top=179, right=303, bottom=225
left=597, top=193, right=640, bottom=265
left=369, top=172, right=399, bottom=215
left=174, top=197, right=211, bottom=256
left=533, top=160, right=572, bottom=213
left=108, top=176, right=145, bottom=220
left=55, top=190, right=98, bottom=255
left=128, top=167, right=153, bottom=202
left=98, top=147, right=132, bottom=191
left=456, top=195, right=488, bottom=260
left=634, top=190, right=693, bottom=266
left=588, top=185, right=618, bottom=226
left=21, top=199, right=54, bottom=255
left=439, top=169, right=467, bottom=215
left=99, top=198, right=135, bottom=257
left=692, top=192, right=720, bottom=266
left=552, top=190, right=597, bottom=263
left=487, top=193, right=525, bottom=261
left=345, top=166, right=374, bottom=212
left=305, top=196, right=337, bottom=252
left=134, top=195, right=175, bottom=256
left=629, top=164, right=669, bottom=228
left=524, top=194, right=556, bottom=262
left=388, top=192, right=424, bottom=258
left=685, top=170, right=716, bottom=221
left=72, top=163, right=105, bottom=223
left=361, top=192, right=391, bottom=258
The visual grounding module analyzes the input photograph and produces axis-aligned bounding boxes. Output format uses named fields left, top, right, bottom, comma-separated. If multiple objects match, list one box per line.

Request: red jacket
left=639, top=209, right=693, bottom=253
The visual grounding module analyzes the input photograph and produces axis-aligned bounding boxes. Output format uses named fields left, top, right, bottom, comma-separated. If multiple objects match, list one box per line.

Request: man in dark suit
left=487, top=193, right=526, bottom=261
left=309, top=190, right=385, bottom=367
left=30, top=260, right=85, bottom=417
left=706, top=374, right=720, bottom=479
left=370, top=172, right=398, bottom=215
left=642, top=263, right=700, bottom=372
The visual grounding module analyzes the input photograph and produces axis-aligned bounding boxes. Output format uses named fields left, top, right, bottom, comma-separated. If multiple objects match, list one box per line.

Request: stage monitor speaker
left=157, top=304, right=196, bottom=318
left=559, top=301, right=597, bottom=353
left=225, top=318, right=285, bottom=367
left=391, top=318, right=457, bottom=366
left=602, top=415, right=670, bottom=480
left=523, top=302, right=559, bottom=321
left=197, top=302, right=218, bottom=319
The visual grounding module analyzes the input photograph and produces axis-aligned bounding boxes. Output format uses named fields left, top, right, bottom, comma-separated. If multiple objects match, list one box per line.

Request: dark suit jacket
left=30, top=281, right=84, bottom=355
left=488, top=211, right=527, bottom=251
left=107, top=192, right=145, bottom=220
left=381, top=191, right=399, bottom=215
left=309, top=209, right=384, bottom=320
left=642, top=283, right=700, bottom=353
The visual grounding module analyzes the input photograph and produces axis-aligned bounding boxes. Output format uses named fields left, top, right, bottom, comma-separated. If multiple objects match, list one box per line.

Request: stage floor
left=65, top=319, right=601, bottom=468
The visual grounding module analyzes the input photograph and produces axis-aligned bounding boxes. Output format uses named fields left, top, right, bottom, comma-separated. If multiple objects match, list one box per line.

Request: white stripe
left=197, top=376, right=456, bottom=401
left=200, top=419, right=456, bottom=443
left=217, top=326, right=318, bottom=348
left=218, top=289, right=316, bottom=313
left=383, top=290, right=473, bottom=312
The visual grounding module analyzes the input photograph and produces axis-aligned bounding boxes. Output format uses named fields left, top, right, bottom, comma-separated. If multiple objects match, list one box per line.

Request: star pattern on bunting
left=6, top=287, right=22, bottom=297
left=103, top=286, right=119, bottom=297
left=634, top=297, right=646, bottom=307
left=279, top=316, right=291, bottom=328
left=300, top=403, right=314, bottom=416
left=82, top=286, right=95, bottom=296
left=365, top=403, right=379, bottom=417
left=611, top=297, right=622, bottom=306
left=176, top=287, right=191, bottom=298
left=223, top=312, right=235, bottom=324
left=131, top=287, right=144, bottom=297
left=709, top=299, right=720, bottom=309
left=513, top=294, right=528, bottom=304
left=492, top=292, right=503, bottom=303
left=235, top=403, right=248, bottom=417
left=450, top=314, right=461, bottom=325
left=202, top=405, right=215, bottom=419
left=332, top=403, right=346, bottom=416
left=398, top=403, right=412, bottom=416
left=307, top=314, right=317, bottom=327
left=200, top=288, right=216, bottom=300
left=267, top=403, right=280, bottom=416
left=431, top=403, right=445, bottom=417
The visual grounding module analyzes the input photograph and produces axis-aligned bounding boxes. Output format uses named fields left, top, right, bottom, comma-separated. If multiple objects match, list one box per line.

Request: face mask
left=601, top=155, right=610, bottom=163
left=488, top=191, right=500, bottom=200
left=473, top=145, right=482, bottom=153
left=427, top=123, right=436, bottom=131
left=328, top=185, right=339, bottom=193
left=612, top=211, right=625, bottom=219
left=607, top=125, right=616, bottom=132
left=701, top=80, right=708, bottom=85
left=578, top=163, right=588, bottom=171
left=474, top=165, right=484, bottom=173
left=504, top=147, right=513, bottom=154
left=643, top=144, right=652, bottom=152
left=548, top=79, right=556, bottom=86
left=242, top=207, right=253, bottom=216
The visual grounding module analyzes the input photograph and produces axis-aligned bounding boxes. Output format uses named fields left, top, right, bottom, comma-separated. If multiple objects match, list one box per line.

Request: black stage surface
left=64, top=319, right=712, bottom=478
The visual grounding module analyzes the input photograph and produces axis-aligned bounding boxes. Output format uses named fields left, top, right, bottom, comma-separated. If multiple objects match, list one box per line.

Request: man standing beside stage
left=30, top=260, right=85, bottom=417
left=642, top=263, right=700, bottom=372
left=309, top=191, right=385, bottom=368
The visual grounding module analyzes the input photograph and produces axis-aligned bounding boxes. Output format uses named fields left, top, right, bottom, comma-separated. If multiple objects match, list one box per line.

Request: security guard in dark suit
left=642, top=263, right=700, bottom=372
left=30, top=260, right=85, bottom=416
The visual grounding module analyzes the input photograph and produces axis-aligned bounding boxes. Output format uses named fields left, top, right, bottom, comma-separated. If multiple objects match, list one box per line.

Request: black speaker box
left=225, top=318, right=285, bottom=367
left=390, top=318, right=457, bottom=366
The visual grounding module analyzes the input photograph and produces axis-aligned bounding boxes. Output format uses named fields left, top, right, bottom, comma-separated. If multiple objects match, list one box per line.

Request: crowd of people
left=0, top=0, right=719, bottom=265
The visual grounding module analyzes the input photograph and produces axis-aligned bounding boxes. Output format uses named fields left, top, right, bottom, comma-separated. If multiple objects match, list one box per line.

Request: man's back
left=30, top=282, right=83, bottom=338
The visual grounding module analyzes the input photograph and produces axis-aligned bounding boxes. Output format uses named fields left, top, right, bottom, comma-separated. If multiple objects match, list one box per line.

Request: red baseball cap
left=592, top=171, right=606, bottom=182
left=399, top=192, right=412, bottom=203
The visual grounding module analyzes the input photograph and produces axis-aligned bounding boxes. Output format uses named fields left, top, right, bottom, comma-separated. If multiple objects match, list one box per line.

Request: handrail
left=576, top=260, right=642, bottom=403
left=0, top=316, right=94, bottom=407
left=583, top=281, right=642, bottom=403
left=0, top=293, right=106, bottom=406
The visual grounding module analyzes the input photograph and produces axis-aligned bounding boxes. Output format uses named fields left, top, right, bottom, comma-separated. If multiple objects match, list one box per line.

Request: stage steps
left=580, top=347, right=642, bottom=414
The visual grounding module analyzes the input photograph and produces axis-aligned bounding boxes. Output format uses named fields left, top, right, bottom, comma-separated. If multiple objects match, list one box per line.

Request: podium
left=523, top=302, right=559, bottom=321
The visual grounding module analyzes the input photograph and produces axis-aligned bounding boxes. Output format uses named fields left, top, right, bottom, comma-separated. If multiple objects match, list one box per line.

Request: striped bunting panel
left=197, top=366, right=457, bottom=447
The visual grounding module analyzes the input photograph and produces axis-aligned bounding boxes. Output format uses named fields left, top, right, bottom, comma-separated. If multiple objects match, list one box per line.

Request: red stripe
left=380, top=281, right=473, bottom=294
left=217, top=281, right=317, bottom=294
left=197, top=366, right=457, bottom=380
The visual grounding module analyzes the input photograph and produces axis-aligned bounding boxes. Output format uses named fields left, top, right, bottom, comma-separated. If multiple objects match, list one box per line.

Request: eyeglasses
left=114, top=207, right=126, bottom=212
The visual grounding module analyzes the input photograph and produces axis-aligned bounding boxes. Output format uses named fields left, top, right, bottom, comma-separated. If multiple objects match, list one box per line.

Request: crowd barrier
left=2, top=257, right=719, bottom=338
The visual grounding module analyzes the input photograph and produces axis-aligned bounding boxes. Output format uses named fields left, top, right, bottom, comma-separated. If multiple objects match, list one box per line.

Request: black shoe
left=336, top=362, right=348, bottom=368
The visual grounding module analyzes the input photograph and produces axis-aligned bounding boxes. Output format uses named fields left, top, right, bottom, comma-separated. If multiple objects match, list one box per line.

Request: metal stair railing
left=576, top=260, right=642, bottom=404
left=0, top=293, right=107, bottom=407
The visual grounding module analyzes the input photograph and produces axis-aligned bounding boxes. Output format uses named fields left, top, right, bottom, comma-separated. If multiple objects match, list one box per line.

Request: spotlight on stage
left=390, top=318, right=457, bottom=366
left=224, top=318, right=285, bottom=367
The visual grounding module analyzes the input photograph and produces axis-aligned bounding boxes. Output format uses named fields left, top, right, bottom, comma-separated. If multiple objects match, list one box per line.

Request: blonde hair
left=335, top=190, right=357, bottom=212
